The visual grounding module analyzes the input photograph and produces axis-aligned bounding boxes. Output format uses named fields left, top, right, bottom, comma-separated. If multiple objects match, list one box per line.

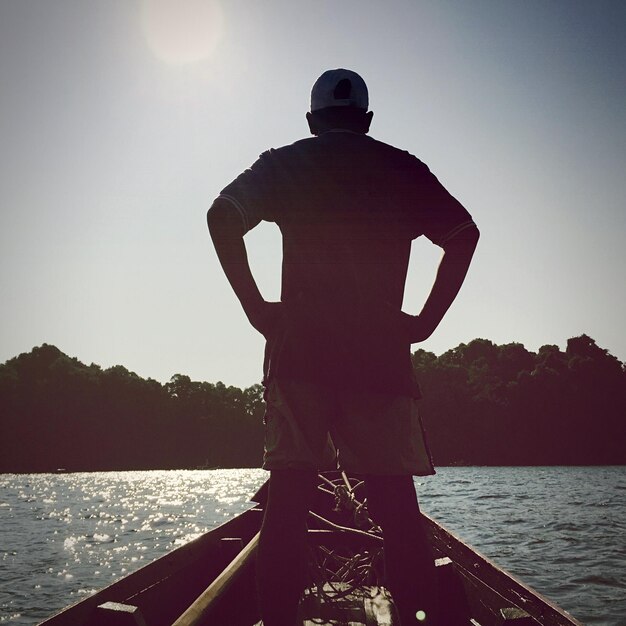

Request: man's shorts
left=262, top=379, right=435, bottom=476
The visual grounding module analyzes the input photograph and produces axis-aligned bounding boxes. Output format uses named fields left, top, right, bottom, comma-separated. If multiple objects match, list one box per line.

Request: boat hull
left=38, top=477, right=582, bottom=626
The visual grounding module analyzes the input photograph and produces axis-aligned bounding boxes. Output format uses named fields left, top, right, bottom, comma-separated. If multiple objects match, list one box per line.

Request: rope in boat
left=307, top=471, right=385, bottom=602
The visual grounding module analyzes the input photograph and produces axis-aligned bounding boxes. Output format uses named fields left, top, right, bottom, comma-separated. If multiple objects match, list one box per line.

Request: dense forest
left=0, top=335, right=624, bottom=472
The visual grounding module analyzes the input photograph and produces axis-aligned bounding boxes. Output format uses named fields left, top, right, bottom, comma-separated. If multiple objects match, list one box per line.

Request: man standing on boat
left=208, top=69, right=479, bottom=625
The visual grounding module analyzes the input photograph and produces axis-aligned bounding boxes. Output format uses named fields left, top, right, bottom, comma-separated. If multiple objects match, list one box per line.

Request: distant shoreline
left=2, top=339, right=625, bottom=472
left=3, top=463, right=625, bottom=476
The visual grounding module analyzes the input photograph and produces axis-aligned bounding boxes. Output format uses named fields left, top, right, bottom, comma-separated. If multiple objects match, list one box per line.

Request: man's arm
left=408, top=224, right=480, bottom=343
left=207, top=197, right=280, bottom=337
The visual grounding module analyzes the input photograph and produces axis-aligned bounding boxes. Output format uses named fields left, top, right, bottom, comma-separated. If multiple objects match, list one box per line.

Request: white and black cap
left=310, top=68, right=369, bottom=112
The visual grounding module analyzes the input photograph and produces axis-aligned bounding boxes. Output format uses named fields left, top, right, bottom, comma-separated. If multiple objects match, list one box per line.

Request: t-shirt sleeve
left=218, top=150, right=277, bottom=234
left=407, top=160, right=476, bottom=246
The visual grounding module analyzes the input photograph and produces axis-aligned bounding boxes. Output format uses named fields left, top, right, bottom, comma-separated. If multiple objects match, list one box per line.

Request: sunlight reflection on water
left=0, top=468, right=266, bottom=624
left=1, top=467, right=624, bottom=626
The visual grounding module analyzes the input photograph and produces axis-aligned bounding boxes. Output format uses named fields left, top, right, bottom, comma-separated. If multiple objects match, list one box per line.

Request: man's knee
left=265, top=469, right=318, bottom=522
left=364, top=474, right=420, bottom=526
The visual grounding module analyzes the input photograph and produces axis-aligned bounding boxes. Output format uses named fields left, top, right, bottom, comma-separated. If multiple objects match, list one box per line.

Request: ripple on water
left=1, top=467, right=625, bottom=626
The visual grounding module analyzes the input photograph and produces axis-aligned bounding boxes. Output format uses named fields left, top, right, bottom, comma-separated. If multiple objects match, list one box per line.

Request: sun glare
left=141, top=0, right=224, bottom=65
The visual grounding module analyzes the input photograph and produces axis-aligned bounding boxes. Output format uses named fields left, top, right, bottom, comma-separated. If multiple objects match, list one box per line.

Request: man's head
left=306, top=68, right=373, bottom=136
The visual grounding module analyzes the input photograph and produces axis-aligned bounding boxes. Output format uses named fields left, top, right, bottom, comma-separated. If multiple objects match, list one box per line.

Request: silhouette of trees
left=0, top=335, right=623, bottom=472
left=413, top=335, right=625, bottom=465
left=0, top=345, right=264, bottom=472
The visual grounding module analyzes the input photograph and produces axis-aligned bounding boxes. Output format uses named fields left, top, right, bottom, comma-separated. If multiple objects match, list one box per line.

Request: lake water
left=1, top=467, right=624, bottom=626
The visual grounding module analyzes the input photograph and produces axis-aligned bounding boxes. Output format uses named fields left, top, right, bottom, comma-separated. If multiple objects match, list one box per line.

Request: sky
left=1, top=0, right=624, bottom=389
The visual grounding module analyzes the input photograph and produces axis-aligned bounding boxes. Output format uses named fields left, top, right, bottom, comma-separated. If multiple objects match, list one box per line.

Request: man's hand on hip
left=247, top=301, right=285, bottom=339
left=399, top=311, right=434, bottom=344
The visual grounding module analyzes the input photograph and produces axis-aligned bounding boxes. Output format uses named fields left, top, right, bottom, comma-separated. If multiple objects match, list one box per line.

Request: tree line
left=0, top=335, right=623, bottom=472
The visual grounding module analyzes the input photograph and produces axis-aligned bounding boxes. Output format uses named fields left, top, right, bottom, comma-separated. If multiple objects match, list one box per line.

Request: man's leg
left=257, top=468, right=318, bottom=626
left=365, top=475, right=438, bottom=626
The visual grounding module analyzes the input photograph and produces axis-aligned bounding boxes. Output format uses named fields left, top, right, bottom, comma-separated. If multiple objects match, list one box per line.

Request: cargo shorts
left=262, top=379, right=435, bottom=476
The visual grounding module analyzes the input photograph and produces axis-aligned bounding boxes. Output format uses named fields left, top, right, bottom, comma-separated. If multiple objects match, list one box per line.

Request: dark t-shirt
left=220, top=130, right=475, bottom=396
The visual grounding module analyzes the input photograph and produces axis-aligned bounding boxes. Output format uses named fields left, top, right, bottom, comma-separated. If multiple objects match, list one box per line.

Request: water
left=1, top=467, right=624, bottom=626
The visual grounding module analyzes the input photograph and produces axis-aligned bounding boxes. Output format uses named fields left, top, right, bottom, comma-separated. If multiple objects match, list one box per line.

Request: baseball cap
left=310, top=68, right=369, bottom=112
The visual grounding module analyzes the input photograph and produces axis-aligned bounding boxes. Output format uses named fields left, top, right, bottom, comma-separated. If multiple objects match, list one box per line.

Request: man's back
left=219, top=130, right=473, bottom=394
left=208, top=68, right=479, bottom=626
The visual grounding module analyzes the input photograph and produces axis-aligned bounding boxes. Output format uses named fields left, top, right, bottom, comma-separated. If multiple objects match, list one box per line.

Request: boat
left=38, top=473, right=583, bottom=626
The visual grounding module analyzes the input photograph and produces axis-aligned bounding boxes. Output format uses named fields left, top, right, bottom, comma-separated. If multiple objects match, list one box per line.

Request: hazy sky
left=1, top=0, right=624, bottom=388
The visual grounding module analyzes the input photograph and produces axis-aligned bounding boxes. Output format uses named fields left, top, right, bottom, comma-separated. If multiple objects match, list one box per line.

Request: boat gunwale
left=37, top=506, right=263, bottom=625
left=37, top=483, right=584, bottom=626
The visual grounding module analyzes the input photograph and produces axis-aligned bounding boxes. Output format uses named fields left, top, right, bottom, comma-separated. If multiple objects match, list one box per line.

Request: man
left=208, top=68, right=479, bottom=625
